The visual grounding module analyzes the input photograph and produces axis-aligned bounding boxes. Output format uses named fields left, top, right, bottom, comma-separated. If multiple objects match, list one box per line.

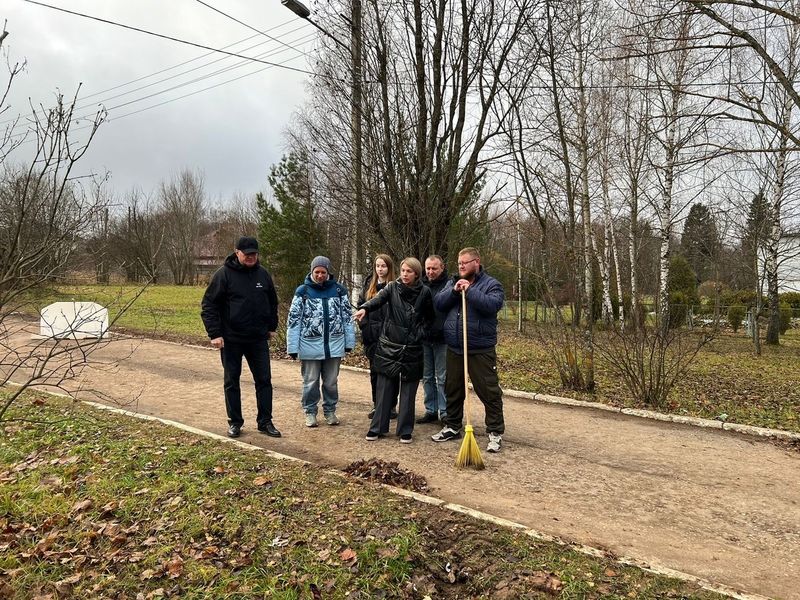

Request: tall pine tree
left=680, top=203, right=718, bottom=285
left=258, top=152, right=328, bottom=301
left=741, top=191, right=770, bottom=290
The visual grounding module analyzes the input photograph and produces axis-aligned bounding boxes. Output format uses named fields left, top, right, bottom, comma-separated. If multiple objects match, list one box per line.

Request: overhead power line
left=4, top=27, right=316, bottom=135
left=20, top=0, right=337, bottom=80
left=0, top=25, right=314, bottom=129
left=192, top=0, right=307, bottom=57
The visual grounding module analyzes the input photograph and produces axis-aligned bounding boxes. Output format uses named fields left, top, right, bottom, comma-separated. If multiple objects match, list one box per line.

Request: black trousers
left=444, top=348, right=504, bottom=434
left=368, top=373, right=419, bottom=437
left=366, top=344, right=397, bottom=411
left=220, top=338, right=273, bottom=428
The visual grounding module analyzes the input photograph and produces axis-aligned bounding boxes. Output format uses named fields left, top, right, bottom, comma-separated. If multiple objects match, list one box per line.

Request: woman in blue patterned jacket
left=287, top=256, right=356, bottom=428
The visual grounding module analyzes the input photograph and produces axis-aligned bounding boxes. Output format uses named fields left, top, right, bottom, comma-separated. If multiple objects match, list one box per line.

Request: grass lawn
left=25, top=284, right=800, bottom=433
left=0, top=393, right=727, bottom=599
left=25, top=284, right=208, bottom=341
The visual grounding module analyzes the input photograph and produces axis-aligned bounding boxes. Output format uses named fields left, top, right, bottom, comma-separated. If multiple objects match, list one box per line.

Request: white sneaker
left=305, top=413, right=318, bottom=428
left=487, top=432, right=502, bottom=453
left=324, top=412, right=340, bottom=426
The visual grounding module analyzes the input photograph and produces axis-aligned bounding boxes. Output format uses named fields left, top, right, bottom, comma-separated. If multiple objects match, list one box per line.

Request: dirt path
left=23, top=333, right=800, bottom=599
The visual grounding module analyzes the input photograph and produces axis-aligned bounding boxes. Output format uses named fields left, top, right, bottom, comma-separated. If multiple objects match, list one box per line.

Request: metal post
left=282, top=0, right=363, bottom=303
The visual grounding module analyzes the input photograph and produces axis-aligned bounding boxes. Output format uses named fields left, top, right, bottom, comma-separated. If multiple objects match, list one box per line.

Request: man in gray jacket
left=431, top=247, right=505, bottom=452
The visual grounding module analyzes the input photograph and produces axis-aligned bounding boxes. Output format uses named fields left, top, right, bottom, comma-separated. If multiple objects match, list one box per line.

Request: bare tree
left=112, top=189, right=165, bottom=283
left=0, top=31, right=139, bottom=421
left=293, top=0, right=541, bottom=264
left=158, top=169, right=205, bottom=285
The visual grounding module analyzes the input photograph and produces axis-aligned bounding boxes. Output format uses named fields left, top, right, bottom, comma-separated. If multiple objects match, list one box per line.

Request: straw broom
left=455, top=288, right=485, bottom=470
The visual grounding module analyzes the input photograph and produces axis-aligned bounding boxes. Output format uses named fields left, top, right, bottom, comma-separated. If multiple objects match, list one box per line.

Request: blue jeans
left=422, top=342, right=447, bottom=417
left=301, top=358, right=341, bottom=416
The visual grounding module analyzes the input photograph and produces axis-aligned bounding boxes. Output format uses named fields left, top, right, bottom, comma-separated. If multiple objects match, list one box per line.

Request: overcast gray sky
left=3, top=0, right=318, bottom=201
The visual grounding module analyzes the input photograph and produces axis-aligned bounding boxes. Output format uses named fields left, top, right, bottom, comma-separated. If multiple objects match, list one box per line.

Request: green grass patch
left=0, top=394, right=726, bottom=599
left=24, top=284, right=208, bottom=342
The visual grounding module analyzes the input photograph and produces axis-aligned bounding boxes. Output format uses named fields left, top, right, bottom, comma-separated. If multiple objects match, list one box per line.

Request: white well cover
left=39, top=302, right=109, bottom=339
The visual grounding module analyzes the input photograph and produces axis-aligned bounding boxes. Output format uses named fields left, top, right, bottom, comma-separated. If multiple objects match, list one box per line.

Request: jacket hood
left=305, top=271, right=338, bottom=289
left=224, top=252, right=259, bottom=271
left=397, top=276, right=424, bottom=303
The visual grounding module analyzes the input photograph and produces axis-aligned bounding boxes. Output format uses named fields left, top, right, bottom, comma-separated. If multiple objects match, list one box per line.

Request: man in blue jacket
left=431, top=247, right=506, bottom=452
left=201, top=236, right=281, bottom=439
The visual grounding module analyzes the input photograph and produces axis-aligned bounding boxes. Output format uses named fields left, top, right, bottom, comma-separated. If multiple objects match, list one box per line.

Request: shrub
left=698, top=280, right=726, bottom=301
left=669, top=292, right=688, bottom=329
left=727, top=304, right=746, bottom=332
left=668, top=255, right=699, bottom=305
left=779, top=291, right=800, bottom=309
left=720, top=288, right=759, bottom=308
left=779, top=303, right=793, bottom=334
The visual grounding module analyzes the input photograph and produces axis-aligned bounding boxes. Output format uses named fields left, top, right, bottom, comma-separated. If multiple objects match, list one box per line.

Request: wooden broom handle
left=461, top=289, right=471, bottom=427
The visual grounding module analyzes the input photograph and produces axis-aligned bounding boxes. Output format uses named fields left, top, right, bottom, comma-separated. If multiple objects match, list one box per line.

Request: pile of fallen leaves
left=343, top=458, right=429, bottom=493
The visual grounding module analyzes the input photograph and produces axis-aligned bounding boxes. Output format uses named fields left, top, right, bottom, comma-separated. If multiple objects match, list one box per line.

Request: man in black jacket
left=417, top=255, right=449, bottom=424
left=201, top=236, right=281, bottom=439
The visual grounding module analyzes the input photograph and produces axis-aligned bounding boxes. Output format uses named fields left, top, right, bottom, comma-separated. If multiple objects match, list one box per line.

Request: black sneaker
left=431, top=426, right=461, bottom=442
left=416, top=412, right=437, bottom=424
left=227, top=424, right=241, bottom=438
left=400, top=434, right=412, bottom=444
left=367, top=408, right=376, bottom=419
left=389, top=409, right=398, bottom=420
left=258, top=422, right=282, bottom=438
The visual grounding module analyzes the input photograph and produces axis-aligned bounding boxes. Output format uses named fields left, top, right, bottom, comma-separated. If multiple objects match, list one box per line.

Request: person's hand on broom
left=454, top=279, right=471, bottom=293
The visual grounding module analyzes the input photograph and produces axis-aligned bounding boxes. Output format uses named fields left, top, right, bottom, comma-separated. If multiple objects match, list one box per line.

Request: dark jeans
left=444, top=348, right=504, bottom=434
left=220, top=338, right=273, bottom=428
left=368, top=373, right=419, bottom=437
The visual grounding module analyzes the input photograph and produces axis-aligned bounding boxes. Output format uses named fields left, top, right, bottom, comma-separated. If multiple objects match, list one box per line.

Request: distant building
left=760, top=232, right=800, bottom=293
left=779, top=233, right=800, bottom=293
left=194, top=230, right=227, bottom=283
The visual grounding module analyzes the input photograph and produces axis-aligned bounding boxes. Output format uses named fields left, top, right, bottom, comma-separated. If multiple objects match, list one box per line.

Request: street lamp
left=281, top=0, right=364, bottom=303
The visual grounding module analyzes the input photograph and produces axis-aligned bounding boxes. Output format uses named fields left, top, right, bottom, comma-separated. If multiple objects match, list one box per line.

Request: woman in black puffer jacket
left=355, top=257, right=434, bottom=443
left=358, top=254, right=396, bottom=417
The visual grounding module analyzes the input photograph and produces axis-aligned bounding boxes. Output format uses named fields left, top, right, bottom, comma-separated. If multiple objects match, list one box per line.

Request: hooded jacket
left=422, top=269, right=449, bottom=344
left=360, top=278, right=434, bottom=380
left=286, top=272, right=356, bottom=360
left=201, top=253, right=278, bottom=343
left=435, top=267, right=504, bottom=353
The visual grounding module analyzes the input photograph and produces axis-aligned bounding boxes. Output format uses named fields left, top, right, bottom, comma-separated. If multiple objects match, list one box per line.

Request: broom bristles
left=455, top=425, right=485, bottom=470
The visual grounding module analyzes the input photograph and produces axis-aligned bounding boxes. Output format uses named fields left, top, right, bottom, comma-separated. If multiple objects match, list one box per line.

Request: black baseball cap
left=236, top=236, right=259, bottom=254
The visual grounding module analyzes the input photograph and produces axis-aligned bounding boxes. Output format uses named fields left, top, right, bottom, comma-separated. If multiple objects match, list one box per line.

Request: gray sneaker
left=324, top=412, right=340, bottom=426
left=305, top=413, right=318, bottom=428
left=487, top=432, right=502, bottom=453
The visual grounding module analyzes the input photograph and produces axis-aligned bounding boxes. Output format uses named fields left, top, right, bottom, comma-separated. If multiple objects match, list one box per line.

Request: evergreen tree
left=668, top=254, right=699, bottom=304
left=680, top=203, right=718, bottom=285
left=258, top=152, right=328, bottom=301
left=741, top=191, right=770, bottom=289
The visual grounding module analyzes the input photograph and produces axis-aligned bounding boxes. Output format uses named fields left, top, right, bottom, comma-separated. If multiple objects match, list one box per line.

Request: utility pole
left=351, top=0, right=364, bottom=304
left=282, top=0, right=363, bottom=303
left=517, top=201, right=523, bottom=333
